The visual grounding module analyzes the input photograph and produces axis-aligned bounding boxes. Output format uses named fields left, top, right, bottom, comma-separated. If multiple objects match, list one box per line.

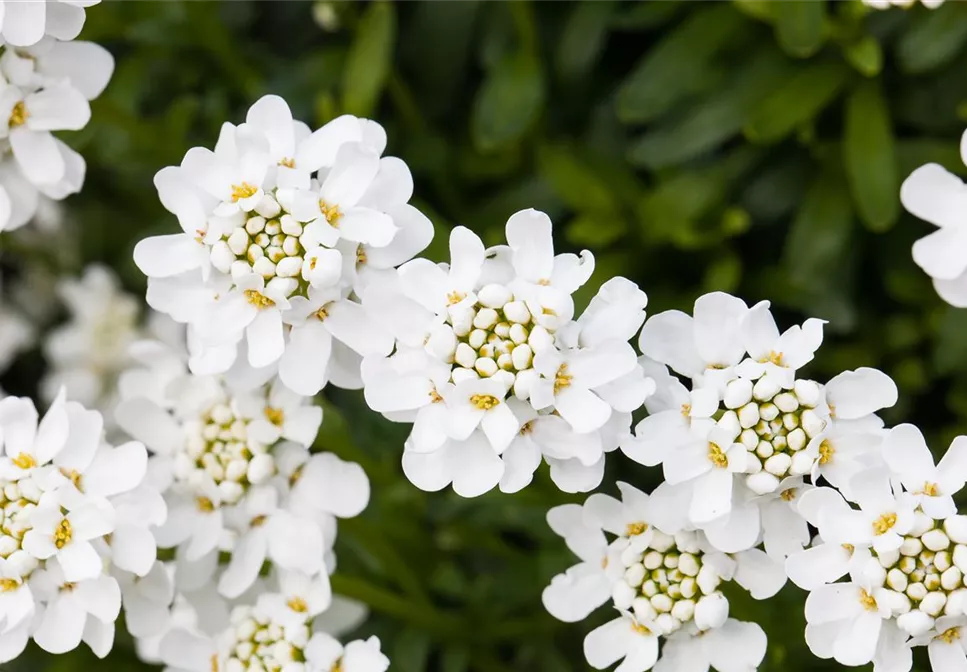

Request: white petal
left=702, top=620, right=767, bottom=672
left=913, top=224, right=967, bottom=280
left=826, top=368, right=898, bottom=419
left=447, top=227, right=485, bottom=293
left=2, top=0, right=45, bottom=47
left=555, top=387, right=612, bottom=434
left=38, top=41, right=114, bottom=100
left=883, top=424, right=935, bottom=489
left=294, top=453, right=370, bottom=518
left=133, top=234, right=205, bottom=278
left=11, top=128, right=64, bottom=185
left=929, top=639, right=967, bottom=672
left=693, top=292, right=748, bottom=368
left=480, top=403, right=520, bottom=454
left=218, top=529, right=268, bottom=599
left=279, top=322, right=332, bottom=396
left=805, top=583, right=863, bottom=624
left=900, top=163, right=967, bottom=230
left=401, top=444, right=452, bottom=492
left=114, top=398, right=182, bottom=455
left=541, top=565, right=611, bottom=623
left=268, top=512, right=323, bottom=576
left=448, top=433, right=504, bottom=498
left=25, top=84, right=90, bottom=131
left=59, top=541, right=103, bottom=582
left=935, top=271, right=967, bottom=308
left=742, top=301, right=780, bottom=360
left=584, top=617, right=635, bottom=670
left=785, top=544, right=851, bottom=590
left=689, top=468, right=732, bottom=524
left=505, top=209, right=554, bottom=283
left=34, top=596, right=85, bottom=655
left=84, top=441, right=147, bottom=497
left=638, top=310, right=703, bottom=378
left=110, top=524, right=156, bottom=577
left=338, top=208, right=397, bottom=247
left=246, top=309, right=284, bottom=369
left=833, top=611, right=882, bottom=667
left=245, top=95, right=295, bottom=161
left=325, top=300, right=394, bottom=356
left=321, top=143, right=380, bottom=209
left=703, top=502, right=760, bottom=553
left=74, top=576, right=121, bottom=623
left=569, top=341, right=638, bottom=390
left=733, top=548, right=786, bottom=599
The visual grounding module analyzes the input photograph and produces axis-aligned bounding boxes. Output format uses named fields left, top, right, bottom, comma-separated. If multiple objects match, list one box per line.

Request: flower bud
left=942, top=567, right=963, bottom=592
left=613, top=581, right=635, bottom=610
left=752, top=376, right=780, bottom=402
left=878, top=548, right=900, bottom=568
left=248, top=454, right=275, bottom=484
left=799, top=409, right=825, bottom=437
left=946, top=589, right=967, bottom=616
left=474, top=357, right=498, bottom=378
left=717, top=411, right=741, bottom=439
left=774, top=392, right=799, bottom=413
left=946, top=518, right=967, bottom=545
left=280, top=215, right=303, bottom=236
left=897, top=610, right=934, bottom=637
left=227, top=228, right=250, bottom=255
left=724, top=379, right=753, bottom=409
left=650, top=593, right=673, bottom=613
left=887, top=568, right=908, bottom=592
left=473, top=308, right=499, bottom=331
left=632, top=597, right=656, bottom=623
left=907, top=582, right=927, bottom=601
left=504, top=301, right=531, bottom=325
left=275, top=256, right=302, bottom=278
left=211, top=241, right=235, bottom=273
left=786, top=428, right=806, bottom=452
left=923, top=529, right=951, bottom=552
left=696, top=565, right=720, bottom=595
left=764, top=453, right=792, bottom=477
left=644, top=551, right=663, bottom=570
left=671, top=599, right=695, bottom=623
left=253, top=257, right=276, bottom=278
left=789, top=451, right=814, bottom=476
left=625, top=563, right=645, bottom=588
left=246, top=216, right=267, bottom=235
left=746, top=472, right=780, bottom=495
left=650, top=531, right=675, bottom=553
left=694, top=593, right=728, bottom=630
left=477, top=284, right=513, bottom=309
left=513, top=369, right=538, bottom=400
left=900, top=537, right=923, bottom=557
left=919, top=591, right=947, bottom=616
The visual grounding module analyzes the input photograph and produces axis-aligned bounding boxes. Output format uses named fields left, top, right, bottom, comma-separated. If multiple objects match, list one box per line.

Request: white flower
left=134, top=95, right=429, bottom=384
left=804, top=579, right=895, bottom=667
left=900, top=134, right=967, bottom=306
left=583, top=611, right=659, bottom=672
left=304, top=633, right=390, bottom=672
left=0, top=0, right=102, bottom=48
left=653, top=619, right=767, bottom=672
left=883, top=425, right=967, bottom=519
left=864, top=0, right=944, bottom=9
left=733, top=300, right=825, bottom=389
left=920, top=617, right=967, bottom=671
left=41, top=265, right=143, bottom=419
left=116, top=561, right=174, bottom=639
left=367, top=211, right=649, bottom=496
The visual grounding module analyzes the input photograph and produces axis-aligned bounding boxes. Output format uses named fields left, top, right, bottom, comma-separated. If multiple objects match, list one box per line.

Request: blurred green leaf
left=615, top=4, right=749, bottom=123
left=744, top=59, right=850, bottom=143
left=342, top=1, right=396, bottom=116
left=566, top=213, right=626, bottom=248
left=627, top=48, right=791, bottom=169
left=896, top=2, right=967, bottom=75
left=538, top=144, right=617, bottom=215
left=844, top=35, right=883, bottom=77
left=844, top=81, right=900, bottom=232
left=774, top=1, right=826, bottom=58
left=471, top=50, right=545, bottom=152
left=783, top=163, right=853, bottom=288
left=556, top=1, right=614, bottom=81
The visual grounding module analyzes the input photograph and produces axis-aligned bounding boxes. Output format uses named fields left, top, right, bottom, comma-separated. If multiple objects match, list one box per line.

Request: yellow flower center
left=265, top=407, right=284, bottom=427
left=287, top=597, right=309, bottom=613
left=356, top=247, right=367, bottom=265
left=920, top=482, right=939, bottom=496
left=760, top=350, right=783, bottom=366
left=11, top=453, right=35, bottom=470
left=231, top=182, right=259, bottom=202
left=938, top=627, right=962, bottom=644
left=843, top=543, right=855, bottom=555
left=818, top=440, right=835, bottom=465
left=470, top=394, right=500, bottom=410
left=554, top=364, right=573, bottom=393
left=446, top=291, right=466, bottom=306
left=872, top=512, right=897, bottom=536
left=314, top=305, right=329, bottom=321
left=781, top=488, right=798, bottom=502
left=211, top=654, right=219, bottom=672
left=429, top=387, right=444, bottom=404
left=278, top=158, right=296, bottom=168
left=319, top=199, right=342, bottom=226
left=519, top=421, right=534, bottom=435
left=859, top=588, right=878, bottom=611
left=626, top=522, right=648, bottom=536
left=632, top=622, right=652, bottom=636
left=680, top=403, right=691, bottom=417
left=708, top=443, right=728, bottom=469
left=244, top=289, right=275, bottom=309
left=54, top=519, right=72, bottom=549
left=0, top=578, right=19, bottom=592
left=250, top=515, right=267, bottom=527
left=8, top=101, right=27, bottom=128
left=197, top=497, right=215, bottom=512
left=60, top=468, right=82, bottom=490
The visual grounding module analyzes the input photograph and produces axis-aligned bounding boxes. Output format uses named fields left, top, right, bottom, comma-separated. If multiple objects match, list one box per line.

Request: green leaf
left=471, top=50, right=545, bottom=152
left=844, top=36, right=883, bottom=77
left=390, top=629, right=432, bottom=672
left=783, top=164, right=853, bottom=288
left=615, top=4, right=750, bottom=123
left=744, top=60, right=850, bottom=143
left=896, top=2, right=967, bottom=75
left=537, top=144, right=617, bottom=214
left=566, top=213, right=626, bottom=248
left=556, top=1, right=614, bottom=81
left=844, top=81, right=899, bottom=232
left=774, top=1, right=826, bottom=58
left=342, top=1, right=396, bottom=116
left=627, top=49, right=791, bottom=169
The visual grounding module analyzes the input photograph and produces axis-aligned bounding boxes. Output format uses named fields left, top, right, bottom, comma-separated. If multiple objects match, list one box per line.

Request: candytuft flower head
left=363, top=209, right=653, bottom=496
left=0, top=389, right=157, bottom=661
left=133, top=95, right=429, bottom=389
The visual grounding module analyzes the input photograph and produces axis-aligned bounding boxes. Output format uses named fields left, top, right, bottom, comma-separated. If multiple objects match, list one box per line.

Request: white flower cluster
left=0, top=389, right=159, bottom=661
left=0, top=0, right=112, bottom=232
left=112, top=335, right=384, bottom=669
left=361, top=210, right=653, bottom=496
left=134, top=94, right=431, bottom=393
left=787, top=424, right=967, bottom=670
left=543, top=483, right=778, bottom=672
left=863, top=0, right=943, bottom=8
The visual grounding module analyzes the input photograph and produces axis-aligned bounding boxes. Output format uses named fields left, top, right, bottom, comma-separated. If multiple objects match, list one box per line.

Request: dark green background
left=3, top=1, right=967, bottom=670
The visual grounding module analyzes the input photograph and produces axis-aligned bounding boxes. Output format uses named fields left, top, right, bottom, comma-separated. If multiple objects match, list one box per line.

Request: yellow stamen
left=429, top=387, right=444, bottom=404
left=0, top=578, right=19, bottom=592
left=843, top=543, right=855, bottom=555
left=319, top=199, right=342, bottom=226
left=760, top=351, right=783, bottom=366
left=554, top=364, right=573, bottom=393
left=11, top=453, right=35, bottom=470
left=54, top=519, right=72, bottom=549
left=314, top=305, right=329, bottom=321
left=250, top=515, right=267, bottom=527
left=781, top=488, right=798, bottom=502
left=818, top=440, right=834, bottom=465
left=197, top=497, right=215, bottom=512
left=278, top=158, right=296, bottom=168
left=265, top=407, right=284, bottom=427
left=632, top=622, right=652, bottom=636
left=872, top=512, right=897, bottom=536
left=231, top=182, right=259, bottom=202
left=708, top=443, right=728, bottom=469
left=680, top=403, right=691, bottom=418
left=470, top=394, right=500, bottom=410
left=8, top=101, right=27, bottom=128
left=626, top=522, right=648, bottom=536
left=211, top=654, right=219, bottom=672
left=920, top=482, right=939, bottom=496
left=519, top=421, right=534, bottom=436
left=289, top=465, right=304, bottom=487
left=356, top=247, right=367, bottom=265
left=244, top=289, right=275, bottom=309
left=859, top=588, right=877, bottom=611
left=60, top=468, right=82, bottom=490
left=446, top=291, right=466, bottom=306
left=287, top=596, right=309, bottom=613
left=938, top=627, right=962, bottom=644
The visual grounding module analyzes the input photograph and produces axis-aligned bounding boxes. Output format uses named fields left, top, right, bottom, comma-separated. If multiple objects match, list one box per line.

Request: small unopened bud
left=774, top=392, right=799, bottom=413
left=923, top=529, right=951, bottom=552
left=694, top=593, right=728, bottom=630
left=764, top=453, right=792, bottom=477
left=887, top=568, right=908, bottom=592
left=752, top=376, right=780, bottom=402
left=746, top=472, right=780, bottom=495
left=724, top=379, right=753, bottom=409
left=738, top=403, right=760, bottom=429
left=945, top=517, right=967, bottom=544
left=919, top=591, right=947, bottom=616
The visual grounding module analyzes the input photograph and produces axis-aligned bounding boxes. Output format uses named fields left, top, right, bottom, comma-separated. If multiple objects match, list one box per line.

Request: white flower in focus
left=652, top=619, right=767, bottom=672
left=304, top=633, right=390, bottom=672
left=883, top=425, right=967, bottom=519
left=864, top=0, right=944, bottom=8
left=134, top=95, right=429, bottom=384
left=803, top=579, right=896, bottom=667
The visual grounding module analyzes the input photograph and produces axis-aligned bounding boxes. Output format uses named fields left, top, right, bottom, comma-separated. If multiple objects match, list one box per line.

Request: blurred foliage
left=6, top=1, right=967, bottom=670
